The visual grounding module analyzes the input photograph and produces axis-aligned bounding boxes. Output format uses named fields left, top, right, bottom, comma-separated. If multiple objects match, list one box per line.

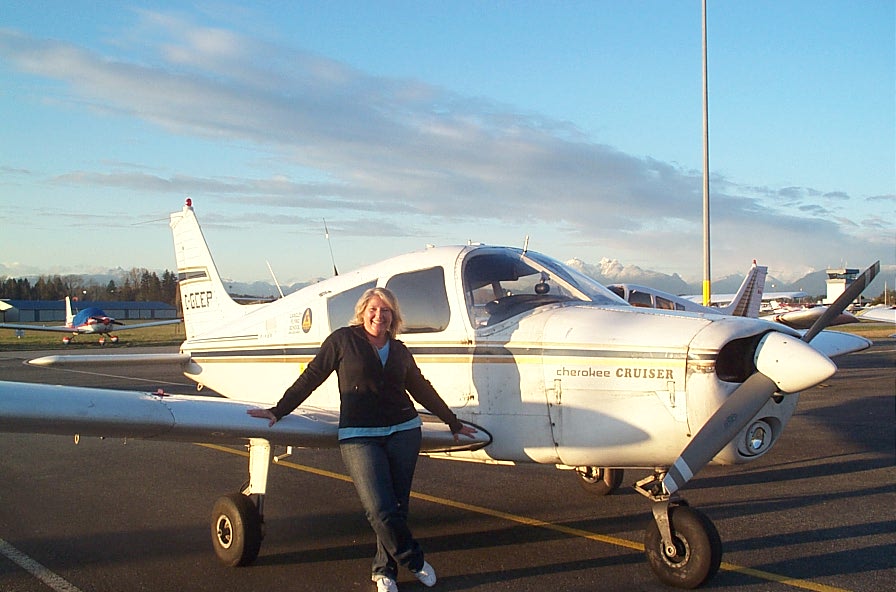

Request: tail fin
left=718, top=261, right=767, bottom=318
left=169, top=199, right=244, bottom=339
left=64, top=296, right=74, bottom=327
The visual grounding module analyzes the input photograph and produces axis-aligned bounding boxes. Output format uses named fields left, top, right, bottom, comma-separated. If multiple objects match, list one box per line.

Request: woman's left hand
left=453, top=424, right=478, bottom=442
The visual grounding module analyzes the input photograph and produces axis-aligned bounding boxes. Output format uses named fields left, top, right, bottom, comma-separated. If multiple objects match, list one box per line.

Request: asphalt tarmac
left=0, top=340, right=893, bottom=592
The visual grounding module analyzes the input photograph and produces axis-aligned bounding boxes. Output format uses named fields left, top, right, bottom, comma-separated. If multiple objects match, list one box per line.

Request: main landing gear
left=574, top=466, right=624, bottom=496
left=210, top=439, right=269, bottom=566
left=636, top=471, right=722, bottom=589
left=61, top=335, right=120, bottom=345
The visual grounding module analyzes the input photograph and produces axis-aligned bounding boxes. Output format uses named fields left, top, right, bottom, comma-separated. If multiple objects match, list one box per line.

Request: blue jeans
left=340, top=427, right=425, bottom=580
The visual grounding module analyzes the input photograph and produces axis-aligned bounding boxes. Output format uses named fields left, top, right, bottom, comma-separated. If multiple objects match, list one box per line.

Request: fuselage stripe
left=183, top=345, right=698, bottom=362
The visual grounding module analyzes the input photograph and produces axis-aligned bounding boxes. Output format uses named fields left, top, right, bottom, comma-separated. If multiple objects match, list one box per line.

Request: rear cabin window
left=327, top=281, right=377, bottom=330
left=655, top=295, right=685, bottom=311
left=385, top=267, right=450, bottom=333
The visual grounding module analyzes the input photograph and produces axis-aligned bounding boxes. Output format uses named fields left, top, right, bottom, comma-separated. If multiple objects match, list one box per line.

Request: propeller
left=663, top=261, right=880, bottom=496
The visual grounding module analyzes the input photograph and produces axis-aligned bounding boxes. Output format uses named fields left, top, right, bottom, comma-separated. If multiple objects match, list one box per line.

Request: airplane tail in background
left=64, top=296, right=74, bottom=327
left=717, top=261, right=767, bottom=318
left=170, top=199, right=245, bottom=340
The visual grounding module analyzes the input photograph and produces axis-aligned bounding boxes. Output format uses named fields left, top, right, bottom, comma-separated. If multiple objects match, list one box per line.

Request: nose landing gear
left=637, top=472, right=722, bottom=589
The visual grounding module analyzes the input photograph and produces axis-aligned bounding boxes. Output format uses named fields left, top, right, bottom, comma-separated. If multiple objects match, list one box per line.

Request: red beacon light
left=185, top=197, right=193, bottom=207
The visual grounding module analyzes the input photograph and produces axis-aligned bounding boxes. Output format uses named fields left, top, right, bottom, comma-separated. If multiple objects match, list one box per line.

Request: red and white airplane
left=0, top=296, right=181, bottom=344
left=0, top=199, right=878, bottom=588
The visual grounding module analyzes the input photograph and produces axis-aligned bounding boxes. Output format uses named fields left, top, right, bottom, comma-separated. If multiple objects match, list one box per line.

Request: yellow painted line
left=196, top=443, right=852, bottom=592
left=719, top=564, right=851, bottom=592
left=409, top=489, right=643, bottom=551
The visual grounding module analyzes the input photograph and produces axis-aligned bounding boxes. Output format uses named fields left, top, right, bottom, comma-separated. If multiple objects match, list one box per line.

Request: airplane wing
left=681, top=291, right=809, bottom=305
left=0, top=323, right=79, bottom=333
left=108, top=319, right=183, bottom=330
left=858, top=306, right=896, bottom=324
left=29, top=353, right=193, bottom=366
left=0, top=381, right=489, bottom=453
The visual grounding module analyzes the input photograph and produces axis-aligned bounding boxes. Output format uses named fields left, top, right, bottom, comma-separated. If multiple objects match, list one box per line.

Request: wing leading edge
left=0, top=381, right=490, bottom=453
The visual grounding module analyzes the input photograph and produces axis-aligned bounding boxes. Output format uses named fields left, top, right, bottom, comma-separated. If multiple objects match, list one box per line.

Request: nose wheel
left=644, top=503, right=722, bottom=589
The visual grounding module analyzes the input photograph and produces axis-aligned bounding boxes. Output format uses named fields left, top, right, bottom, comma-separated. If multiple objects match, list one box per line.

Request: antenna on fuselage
left=324, top=219, right=339, bottom=276
left=523, top=235, right=530, bottom=255
left=266, top=260, right=285, bottom=299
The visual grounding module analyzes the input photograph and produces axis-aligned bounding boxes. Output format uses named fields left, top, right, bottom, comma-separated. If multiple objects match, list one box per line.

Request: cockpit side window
left=463, top=250, right=628, bottom=328
left=463, top=252, right=575, bottom=327
left=629, top=290, right=654, bottom=308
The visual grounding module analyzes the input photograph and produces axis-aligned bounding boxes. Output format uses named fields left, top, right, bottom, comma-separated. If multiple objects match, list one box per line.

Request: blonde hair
left=350, top=287, right=405, bottom=336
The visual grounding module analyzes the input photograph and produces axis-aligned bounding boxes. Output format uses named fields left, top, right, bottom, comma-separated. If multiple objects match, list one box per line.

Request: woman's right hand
left=247, top=408, right=278, bottom=427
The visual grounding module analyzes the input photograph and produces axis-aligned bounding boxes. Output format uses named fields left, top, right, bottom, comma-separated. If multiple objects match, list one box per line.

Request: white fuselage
left=177, top=245, right=798, bottom=470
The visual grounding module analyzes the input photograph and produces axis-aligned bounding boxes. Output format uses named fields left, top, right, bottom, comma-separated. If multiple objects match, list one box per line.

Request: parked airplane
left=617, top=265, right=859, bottom=330
left=0, top=200, right=878, bottom=589
left=609, top=260, right=767, bottom=318
left=0, top=296, right=181, bottom=344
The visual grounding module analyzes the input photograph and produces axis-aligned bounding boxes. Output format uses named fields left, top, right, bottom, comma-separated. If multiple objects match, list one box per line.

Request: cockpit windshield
left=463, top=248, right=628, bottom=327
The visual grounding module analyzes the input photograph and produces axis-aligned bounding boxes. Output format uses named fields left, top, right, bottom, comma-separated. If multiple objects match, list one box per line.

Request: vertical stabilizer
left=718, top=261, right=767, bottom=318
left=169, top=199, right=244, bottom=339
left=64, top=296, right=74, bottom=328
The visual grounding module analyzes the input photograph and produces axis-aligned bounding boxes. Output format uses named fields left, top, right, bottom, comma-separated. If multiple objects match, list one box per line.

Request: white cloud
left=0, top=12, right=892, bottom=282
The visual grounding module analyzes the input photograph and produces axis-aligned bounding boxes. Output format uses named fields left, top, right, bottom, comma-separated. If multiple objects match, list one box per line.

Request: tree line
left=0, top=269, right=179, bottom=306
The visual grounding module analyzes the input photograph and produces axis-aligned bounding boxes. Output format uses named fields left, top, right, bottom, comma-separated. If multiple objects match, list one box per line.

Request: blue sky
left=1, top=1, right=893, bottom=286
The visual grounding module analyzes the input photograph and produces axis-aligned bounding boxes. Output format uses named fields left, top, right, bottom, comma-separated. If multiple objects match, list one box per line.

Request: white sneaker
left=413, top=560, right=437, bottom=587
left=374, top=575, right=398, bottom=592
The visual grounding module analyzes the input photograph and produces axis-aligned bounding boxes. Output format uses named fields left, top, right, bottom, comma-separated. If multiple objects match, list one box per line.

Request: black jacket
left=270, top=325, right=463, bottom=433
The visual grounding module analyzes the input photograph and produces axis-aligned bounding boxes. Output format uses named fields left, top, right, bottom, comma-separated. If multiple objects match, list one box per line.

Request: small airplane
left=0, top=296, right=181, bottom=344
left=0, top=199, right=878, bottom=589
left=617, top=264, right=859, bottom=330
left=609, top=260, right=768, bottom=318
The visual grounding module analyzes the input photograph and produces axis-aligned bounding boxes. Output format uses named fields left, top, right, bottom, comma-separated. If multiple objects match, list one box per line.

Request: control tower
left=825, top=267, right=860, bottom=305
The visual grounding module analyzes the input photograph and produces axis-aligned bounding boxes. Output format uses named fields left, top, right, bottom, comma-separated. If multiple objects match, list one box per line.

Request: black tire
left=575, top=467, right=624, bottom=496
left=211, top=493, right=262, bottom=567
left=644, top=505, right=722, bottom=589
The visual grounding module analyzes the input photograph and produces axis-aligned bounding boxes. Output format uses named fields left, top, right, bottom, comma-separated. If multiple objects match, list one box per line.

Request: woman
left=248, top=287, right=476, bottom=592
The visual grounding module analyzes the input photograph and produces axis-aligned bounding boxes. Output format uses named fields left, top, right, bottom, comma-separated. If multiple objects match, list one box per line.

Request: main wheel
left=644, top=505, right=722, bottom=589
left=211, top=493, right=263, bottom=567
left=575, top=466, right=624, bottom=496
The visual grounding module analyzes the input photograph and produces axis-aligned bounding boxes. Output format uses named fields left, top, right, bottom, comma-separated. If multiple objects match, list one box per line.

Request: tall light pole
left=701, top=0, right=712, bottom=306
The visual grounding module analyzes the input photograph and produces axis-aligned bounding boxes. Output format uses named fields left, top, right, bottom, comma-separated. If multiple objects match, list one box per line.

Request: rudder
left=719, top=261, right=767, bottom=318
left=169, top=199, right=243, bottom=339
